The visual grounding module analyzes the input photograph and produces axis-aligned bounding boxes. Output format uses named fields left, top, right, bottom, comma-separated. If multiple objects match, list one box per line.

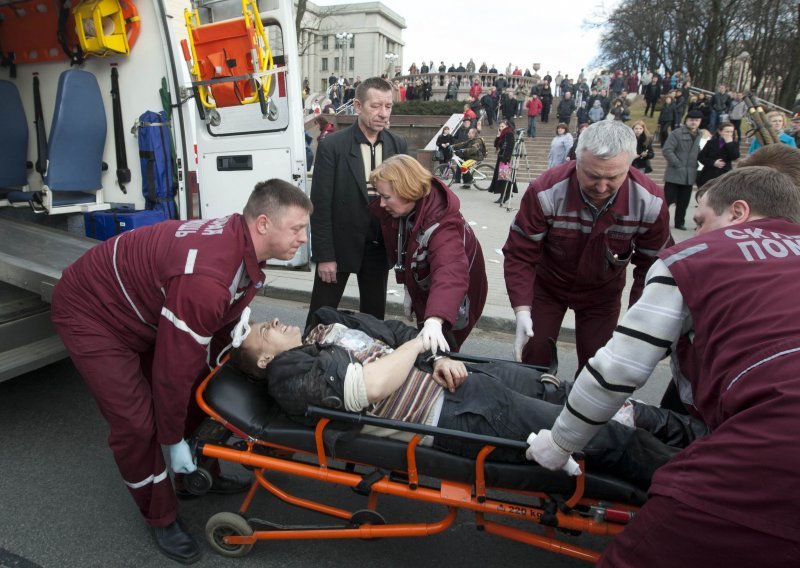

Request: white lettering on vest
left=724, top=229, right=747, bottom=239
left=743, top=228, right=764, bottom=239
left=738, top=241, right=767, bottom=261
left=201, top=216, right=230, bottom=236
left=175, top=219, right=206, bottom=238
left=781, top=239, right=800, bottom=255
left=762, top=239, right=789, bottom=257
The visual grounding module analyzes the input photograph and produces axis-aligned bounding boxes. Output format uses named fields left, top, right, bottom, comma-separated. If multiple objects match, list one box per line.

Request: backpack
left=133, top=110, right=177, bottom=219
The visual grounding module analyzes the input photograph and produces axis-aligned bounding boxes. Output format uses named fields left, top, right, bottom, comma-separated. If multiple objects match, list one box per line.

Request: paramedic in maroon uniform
left=527, top=166, right=800, bottom=566
left=51, top=179, right=311, bottom=564
left=503, top=120, right=671, bottom=370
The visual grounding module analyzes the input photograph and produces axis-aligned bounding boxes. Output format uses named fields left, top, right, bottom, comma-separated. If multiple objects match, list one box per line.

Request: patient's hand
left=432, top=358, right=467, bottom=393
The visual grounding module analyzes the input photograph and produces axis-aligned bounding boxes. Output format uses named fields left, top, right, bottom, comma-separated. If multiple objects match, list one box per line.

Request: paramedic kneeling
left=527, top=166, right=800, bottom=566
left=51, top=179, right=311, bottom=564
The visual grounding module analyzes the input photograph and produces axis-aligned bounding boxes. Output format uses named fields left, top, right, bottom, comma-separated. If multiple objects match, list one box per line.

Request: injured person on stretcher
left=229, top=307, right=707, bottom=489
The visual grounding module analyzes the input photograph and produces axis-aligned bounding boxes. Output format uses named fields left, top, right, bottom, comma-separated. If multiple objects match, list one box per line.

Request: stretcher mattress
left=205, top=364, right=647, bottom=505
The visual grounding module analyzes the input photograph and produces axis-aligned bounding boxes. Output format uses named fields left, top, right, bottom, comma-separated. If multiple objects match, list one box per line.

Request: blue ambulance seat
left=0, top=80, right=29, bottom=191
left=45, top=69, right=107, bottom=206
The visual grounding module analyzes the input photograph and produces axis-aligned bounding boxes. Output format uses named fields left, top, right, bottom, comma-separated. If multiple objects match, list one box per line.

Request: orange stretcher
left=188, top=360, right=644, bottom=563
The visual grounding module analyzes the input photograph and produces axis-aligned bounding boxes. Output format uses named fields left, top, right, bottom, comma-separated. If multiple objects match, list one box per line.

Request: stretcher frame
left=190, top=359, right=641, bottom=564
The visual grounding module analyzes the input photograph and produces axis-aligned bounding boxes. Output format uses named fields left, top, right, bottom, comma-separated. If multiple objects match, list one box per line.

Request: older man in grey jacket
left=662, top=109, right=703, bottom=230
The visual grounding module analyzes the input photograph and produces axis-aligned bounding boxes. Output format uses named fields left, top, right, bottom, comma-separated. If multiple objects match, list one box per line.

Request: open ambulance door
left=181, top=0, right=309, bottom=268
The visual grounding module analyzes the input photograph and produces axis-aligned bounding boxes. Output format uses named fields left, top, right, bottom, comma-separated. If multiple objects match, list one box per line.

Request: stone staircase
left=475, top=98, right=668, bottom=188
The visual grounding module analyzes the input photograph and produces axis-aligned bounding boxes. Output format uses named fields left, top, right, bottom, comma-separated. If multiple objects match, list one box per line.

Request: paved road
left=0, top=297, right=670, bottom=568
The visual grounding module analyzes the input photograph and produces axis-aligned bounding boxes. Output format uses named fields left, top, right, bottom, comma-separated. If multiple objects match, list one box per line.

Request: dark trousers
left=540, top=102, right=551, bottom=122
left=306, top=242, right=389, bottom=328
left=51, top=288, right=179, bottom=528
left=644, top=100, right=656, bottom=117
left=435, top=367, right=677, bottom=488
left=598, top=495, right=800, bottom=567
left=520, top=277, right=621, bottom=373
left=664, top=182, right=693, bottom=228
left=730, top=118, right=742, bottom=141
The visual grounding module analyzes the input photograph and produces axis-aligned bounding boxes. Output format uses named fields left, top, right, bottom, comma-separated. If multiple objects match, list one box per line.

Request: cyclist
left=452, top=128, right=488, bottom=187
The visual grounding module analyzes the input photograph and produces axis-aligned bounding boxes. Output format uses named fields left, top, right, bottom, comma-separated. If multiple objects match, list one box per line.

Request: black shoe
left=675, top=225, right=687, bottom=231
left=494, top=197, right=503, bottom=204
left=153, top=520, right=201, bottom=565
left=176, top=473, right=252, bottom=499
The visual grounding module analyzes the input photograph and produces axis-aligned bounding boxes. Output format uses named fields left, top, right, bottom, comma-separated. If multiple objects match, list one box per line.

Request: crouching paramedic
left=527, top=167, right=800, bottom=566
left=503, top=119, right=672, bottom=370
left=51, top=180, right=311, bottom=564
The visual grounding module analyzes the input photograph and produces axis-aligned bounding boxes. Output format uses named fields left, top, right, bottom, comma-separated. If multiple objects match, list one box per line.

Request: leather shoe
left=675, top=225, right=687, bottom=230
left=153, top=520, right=201, bottom=565
left=176, top=473, right=252, bottom=499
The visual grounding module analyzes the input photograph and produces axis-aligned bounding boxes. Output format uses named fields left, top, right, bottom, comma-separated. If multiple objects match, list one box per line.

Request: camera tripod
left=497, top=130, right=532, bottom=211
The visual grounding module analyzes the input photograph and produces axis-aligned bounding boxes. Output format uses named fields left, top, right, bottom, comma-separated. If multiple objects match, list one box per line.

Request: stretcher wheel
left=183, top=466, right=213, bottom=496
left=206, top=512, right=254, bottom=558
left=350, top=509, right=386, bottom=540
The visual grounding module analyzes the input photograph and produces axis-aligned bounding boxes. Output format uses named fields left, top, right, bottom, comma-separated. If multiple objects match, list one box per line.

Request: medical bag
left=133, top=110, right=177, bottom=219
left=84, top=207, right=167, bottom=240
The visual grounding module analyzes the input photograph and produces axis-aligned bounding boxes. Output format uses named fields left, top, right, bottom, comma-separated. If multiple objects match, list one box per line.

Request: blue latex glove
left=167, top=440, right=197, bottom=474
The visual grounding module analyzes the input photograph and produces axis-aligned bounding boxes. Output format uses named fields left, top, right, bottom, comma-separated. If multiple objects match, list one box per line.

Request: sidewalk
left=261, top=180, right=698, bottom=341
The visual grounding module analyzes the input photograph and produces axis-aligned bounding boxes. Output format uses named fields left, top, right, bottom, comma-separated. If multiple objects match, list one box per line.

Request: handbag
left=498, top=162, right=511, bottom=181
left=434, top=149, right=444, bottom=162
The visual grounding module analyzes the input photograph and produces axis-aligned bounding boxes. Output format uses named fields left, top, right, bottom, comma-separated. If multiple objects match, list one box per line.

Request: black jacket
left=310, top=124, right=407, bottom=271
left=696, top=135, right=740, bottom=187
left=632, top=134, right=655, bottom=171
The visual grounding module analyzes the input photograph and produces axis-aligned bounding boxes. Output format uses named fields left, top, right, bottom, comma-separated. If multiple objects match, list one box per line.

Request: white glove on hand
left=403, top=287, right=413, bottom=320
left=525, top=430, right=581, bottom=476
left=418, top=317, right=449, bottom=356
left=513, top=310, right=534, bottom=362
left=167, top=440, right=197, bottom=474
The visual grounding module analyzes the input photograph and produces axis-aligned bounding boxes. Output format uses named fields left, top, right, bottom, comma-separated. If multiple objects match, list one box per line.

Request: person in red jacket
left=369, top=154, right=487, bottom=353
left=525, top=94, right=542, bottom=138
left=503, top=120, right=671, bottom=370
left=50, top=179, right=312, bottom=564
left=528, top=166, right=800, bottom=566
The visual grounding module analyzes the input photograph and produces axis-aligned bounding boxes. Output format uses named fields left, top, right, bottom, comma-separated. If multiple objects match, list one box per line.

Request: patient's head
left=229, top=318, right=303, bottom=375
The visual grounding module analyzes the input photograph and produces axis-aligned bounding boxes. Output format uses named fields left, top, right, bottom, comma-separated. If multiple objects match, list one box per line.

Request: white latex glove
left=525, top=430, right=581, bottom=476
left=513, top=310, right=534, bottom=362
left=403, top=287, right=413, bottom=320
left=167, top=440, right=197, bottom=474
left=418, top=317, right=449, bottom=356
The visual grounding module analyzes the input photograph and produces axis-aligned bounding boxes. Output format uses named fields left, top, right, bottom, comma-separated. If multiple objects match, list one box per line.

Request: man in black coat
left=308, top=77, right=408, bottom=328
left=643, top=76, right=661, bottom=118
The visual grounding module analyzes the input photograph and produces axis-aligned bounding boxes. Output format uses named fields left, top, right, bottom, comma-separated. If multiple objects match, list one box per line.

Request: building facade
left=296, top=1, right=406, bottom=93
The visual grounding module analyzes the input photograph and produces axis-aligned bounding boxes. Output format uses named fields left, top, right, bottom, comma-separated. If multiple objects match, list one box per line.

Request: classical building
left=296, top=1, right=406, bottom=93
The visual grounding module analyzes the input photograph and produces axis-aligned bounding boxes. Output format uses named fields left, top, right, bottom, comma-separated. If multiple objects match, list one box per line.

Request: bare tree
left=294, top=0, right=347, bottom=57
left=594, top=0, right=796, bottom=106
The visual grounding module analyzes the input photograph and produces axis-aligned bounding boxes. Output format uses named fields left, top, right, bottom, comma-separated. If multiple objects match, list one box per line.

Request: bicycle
left=433, top=154, right=494, bottom=190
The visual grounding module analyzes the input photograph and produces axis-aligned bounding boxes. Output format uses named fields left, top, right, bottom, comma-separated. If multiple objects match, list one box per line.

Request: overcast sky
left=314, top=0, right=619, bottom=79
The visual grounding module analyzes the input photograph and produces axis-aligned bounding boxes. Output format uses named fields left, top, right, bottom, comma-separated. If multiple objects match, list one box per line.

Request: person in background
left=658, top=94, right=676, bottom=146
left=488, top=119, right=516, bottom=204
left=435, top=125, right=454, bottom=164
left=314, top=115, right=335, bottom=142
left=748, top=111, right=798, bottom=154
left=369, top=155, right=487, bottom=352
left=527, top=166, right=800, bottom=567
left=547, top=123, right=573, bottom=169
left=662, top=109, right=703, bottom=230
left=696, top=122, right=740, bottom=187
left=727, top=92, right=746, bottom=142
left=308, top=77, right=408, bottom=328
left=631, top=120, right=655, bottom=174
left=643, top=75, right=661, bottom=118
left=525, top=93, right=542, bottom=138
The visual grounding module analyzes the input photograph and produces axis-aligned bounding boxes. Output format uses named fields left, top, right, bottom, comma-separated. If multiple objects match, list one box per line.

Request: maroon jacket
left=652, top=218, right=800, bottom=540
left=503, top=161, right=671, bottom=309
left=54, top=214, right=265, bottom=444
left=371, top=178, right=487, bottom=348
